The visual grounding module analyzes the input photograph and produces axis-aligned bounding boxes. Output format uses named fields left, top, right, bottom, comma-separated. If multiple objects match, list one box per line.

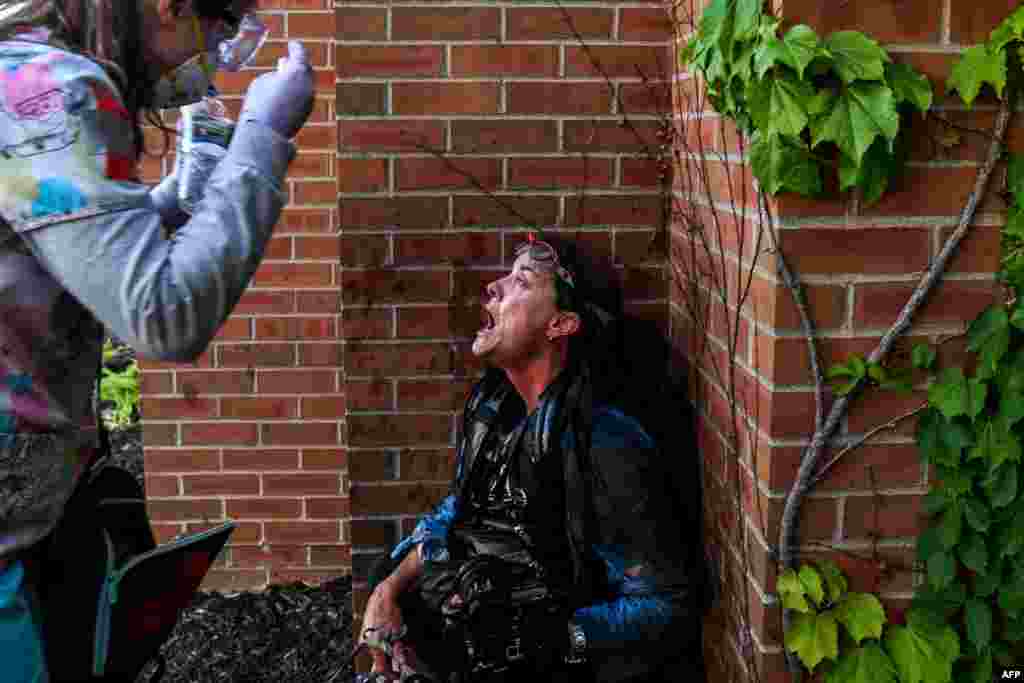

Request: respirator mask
left=151, top=9, right=267, bottom=109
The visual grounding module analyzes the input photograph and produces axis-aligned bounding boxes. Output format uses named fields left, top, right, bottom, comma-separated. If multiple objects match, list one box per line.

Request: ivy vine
left=780, top=560, right=959, bottom=683
left=681, top=0, right=931, bottom=204
left=684, top=2, right=1024, bottom=682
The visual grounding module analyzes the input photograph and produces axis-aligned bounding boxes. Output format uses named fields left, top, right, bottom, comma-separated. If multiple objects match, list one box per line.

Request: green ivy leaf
left=947, top=44, right=1007, bottom=108
left=799, top=564, right=826, bottom=608
left=749, top=131, right=822, bottom=196
left=823, top=31, right=890, bottom=84
left=839, top=137, right=897, bottom=205
left=983, top=463, right=1018, bottom=509
left=965, top=599, right=993, bottom=651
left=754, top=24, right=821, bottom=79
left=924, top=489, right=951, bottom=515
left=989, top=3, right=1024, bottom=51
left=968, top=415, right=1020, bottom=470
left=834, top=592, right=886, bottom=644
left=958, top=533, right=988, bottom=573
left=778, top=568, right=812, bottom=613
left=885, top=61, right=933, bottom=113
left=938, top=501, right=964, bottom=550
left=732, top=0, right=762, bottom=42
left=747, top=68, right=817, bottom=138
left=1008, top=154, right=1024, bottom=207
left=928, top=551, right=957, bottom=590
left=935, top=463, right=975, bottom=497
left=811, top=82, right=899, bottom=168
left=970, top=649, right=993, bottom=683
left=817, top=559, right=849, bottom=604
left=912, top=581, right=967, bottom=618
left=1005, top=617, right=1024, bottom=642
left=974, top=570, right=1000, bottom=598
left=999, top=391, right=1024, bottom=427
left=912, top=344, right=937, bottom=370
left=929, top=368, right=969, bottom=420
left=825, top=642, right=897, bottom=683
left=994, top=508, right=1024, bottom=559
left=884, top=608, right=960, bottom=683
left=998, top=573, right=1024, bottom=615
left=967, top=305, right=1011, bottom=380
left=785, top=610, right=840, bottom=671
left=964, top=498, right=991, bottom=533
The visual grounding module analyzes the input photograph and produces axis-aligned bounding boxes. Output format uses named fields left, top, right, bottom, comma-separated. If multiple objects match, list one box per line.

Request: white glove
left=238, top=41, right=315, bottom=139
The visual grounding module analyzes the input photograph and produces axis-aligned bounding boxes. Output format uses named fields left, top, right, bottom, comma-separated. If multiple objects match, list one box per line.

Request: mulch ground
left=103, top=393, right=355, bottom=682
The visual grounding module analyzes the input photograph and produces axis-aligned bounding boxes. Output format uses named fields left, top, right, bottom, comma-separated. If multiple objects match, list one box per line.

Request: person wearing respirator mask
left=0, top=1, right=313, bottom=680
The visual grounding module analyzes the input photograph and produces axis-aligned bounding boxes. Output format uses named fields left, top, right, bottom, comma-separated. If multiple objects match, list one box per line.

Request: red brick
left=264, top=521, right=340, bottom=545
left=347, top=414, right=453, bottom=448
left=225, top=498, right=303, bottom=519
left=451, top=46, right=558, bottom=77
left=296, top=290, right=340, bottom=313
left=188, top=521, right=261, bottom=544
left=396, top=158, right=501, bottom=192
left=252, top=263, right=333, bottom=288
left=181, top=423, right=260, bottom=446
left=141, top=397, right=218, bottom=420
left=306, top=497, right=353, bottom=518
left=845, top=494, right=925, bottom=540
left=145, top=448, right=220, bottom=473
left=263, top=473, right=340, bottom=496
left=507, top=8, right=613, bottom=40
left=351, top=483, right=450, bottom=516
left=392, top=7, right=500, bottom=40
left=784, top=0, right=941, bottom=43
left=565, top=46, right=670, bottom=79
left=341, top=269, right=449, bottom=305
left=507, top=82, right=613, bottom=116
left=147, top=498, right=223, bottom=522
left=345, top=342, right=453, bottom=376
left=142, top=423, right=178, bottom=447
left=350, top=519, right=397, bottom=547
left=338, top=121, right=446, bottom=154
left=949, top=0, right=1022, bottom=43
left=144, top=475, right=180, bottom=498
left=139, top=371, right=173, bottom=395
left=451, top=121, right=558, bottom=154
left=780, top=227, right=931, bottom=275
left=565, top=195, right=664, bottom=228
left=452, top=195, right=559, bottom=228
left=337, top=159, right=388, bottom=193
left=342, top=308, right=392, bottom=339
left=232, top=545, right=308, bottom=568
left=336, top=46, right=443, bottom=78
left=258, top=369, right=337, bottom=394
left=399, top=449, right=457, bottom=482
left=301, top=397, right=346, bottom=419
left=335, top=8, right=386, bottom=40
left=233, top=290, right=296, bottom=315
left=278, top=209, right=335, bottom=235
left=262, top=422, right=340, bottom=446
left=308, top=546, right=353, bottom=566
left=213, top=317, right=253, bottom=341
left=393, top=82, right=500, bottom=115
left=854, top=279, right=1001, bottom=329
left=182, top=474, right=260, bottom=496
left=564, top=120, right=661, bottom=153
left=394, top=232, right=501, bottom=266
left=339, top=196, right=449, bottom=230
left=301, top=448, right=348, bottom=470
left=396, top=379, right=474, bottom=412
left=221, top=397, right=299, bottom=419
left=222, top=448, right=301, bottom=471
left=619, top=8, right=674, bottom=40
left=508, top=157, right=615, bottom=189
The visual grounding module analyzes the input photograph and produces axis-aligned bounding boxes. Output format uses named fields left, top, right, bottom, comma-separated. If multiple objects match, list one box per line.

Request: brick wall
left=137, top=0, right=343, bottom=592
left=674, top=1, right=1021, bottom=680
left=336, top=0, right=675, bottom=666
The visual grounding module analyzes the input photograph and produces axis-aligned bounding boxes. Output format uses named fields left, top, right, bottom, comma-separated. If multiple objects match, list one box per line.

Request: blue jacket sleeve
left=572, top=408, right=694, bottom=654
left=390, top=494, right=459, bottom=565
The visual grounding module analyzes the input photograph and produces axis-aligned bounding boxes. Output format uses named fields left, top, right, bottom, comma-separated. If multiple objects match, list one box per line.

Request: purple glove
left=238, top=41, right=314, bottom=139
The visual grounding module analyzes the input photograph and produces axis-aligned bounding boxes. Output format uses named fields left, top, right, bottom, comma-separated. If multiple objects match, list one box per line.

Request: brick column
left=675, top=1, right=1020, bottom=680
left=137, top=0, right=343, bottom=592
left=338, top=0, right=676, bottom=664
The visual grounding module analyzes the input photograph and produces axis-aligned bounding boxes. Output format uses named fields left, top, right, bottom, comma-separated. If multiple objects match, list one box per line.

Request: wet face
left=472, top=251, right=565, bottom=365
left=145, top=0, right=258, bottom=76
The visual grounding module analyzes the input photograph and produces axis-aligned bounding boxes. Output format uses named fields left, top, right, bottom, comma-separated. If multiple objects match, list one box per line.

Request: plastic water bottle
left=175, top=98, right=235, bottom=214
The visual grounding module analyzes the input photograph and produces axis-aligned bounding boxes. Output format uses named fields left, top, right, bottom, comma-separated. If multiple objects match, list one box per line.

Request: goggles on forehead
left=514, top=232, right=576, bottom=289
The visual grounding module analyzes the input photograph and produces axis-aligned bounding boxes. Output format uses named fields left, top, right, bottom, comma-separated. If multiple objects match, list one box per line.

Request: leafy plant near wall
left=817, top=7, right=1024, bottom=683
left=780, top=560, right=959, bottom=683
left=100, top=337, right=139, bottom=430
left=680, top=0, right=932, bottom=204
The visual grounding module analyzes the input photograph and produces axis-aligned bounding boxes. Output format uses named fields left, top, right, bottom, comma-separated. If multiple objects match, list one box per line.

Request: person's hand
left=359, top=581, right=407, bottom=675
left=238, top=40, right=314, bottom=139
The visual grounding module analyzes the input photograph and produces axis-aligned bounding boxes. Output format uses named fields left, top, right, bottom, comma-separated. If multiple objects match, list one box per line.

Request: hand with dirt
left=359, top=582, right=406, bottom=676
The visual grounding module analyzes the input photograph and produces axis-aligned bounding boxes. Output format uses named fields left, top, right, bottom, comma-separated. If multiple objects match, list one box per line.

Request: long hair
left=0, top=1, right=236, bottom=160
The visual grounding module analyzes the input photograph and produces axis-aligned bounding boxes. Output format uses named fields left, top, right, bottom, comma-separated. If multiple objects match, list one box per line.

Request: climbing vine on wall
left=681, top=1, right=1024, bottom=681
left=681, top=0, right=931, bottom=204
